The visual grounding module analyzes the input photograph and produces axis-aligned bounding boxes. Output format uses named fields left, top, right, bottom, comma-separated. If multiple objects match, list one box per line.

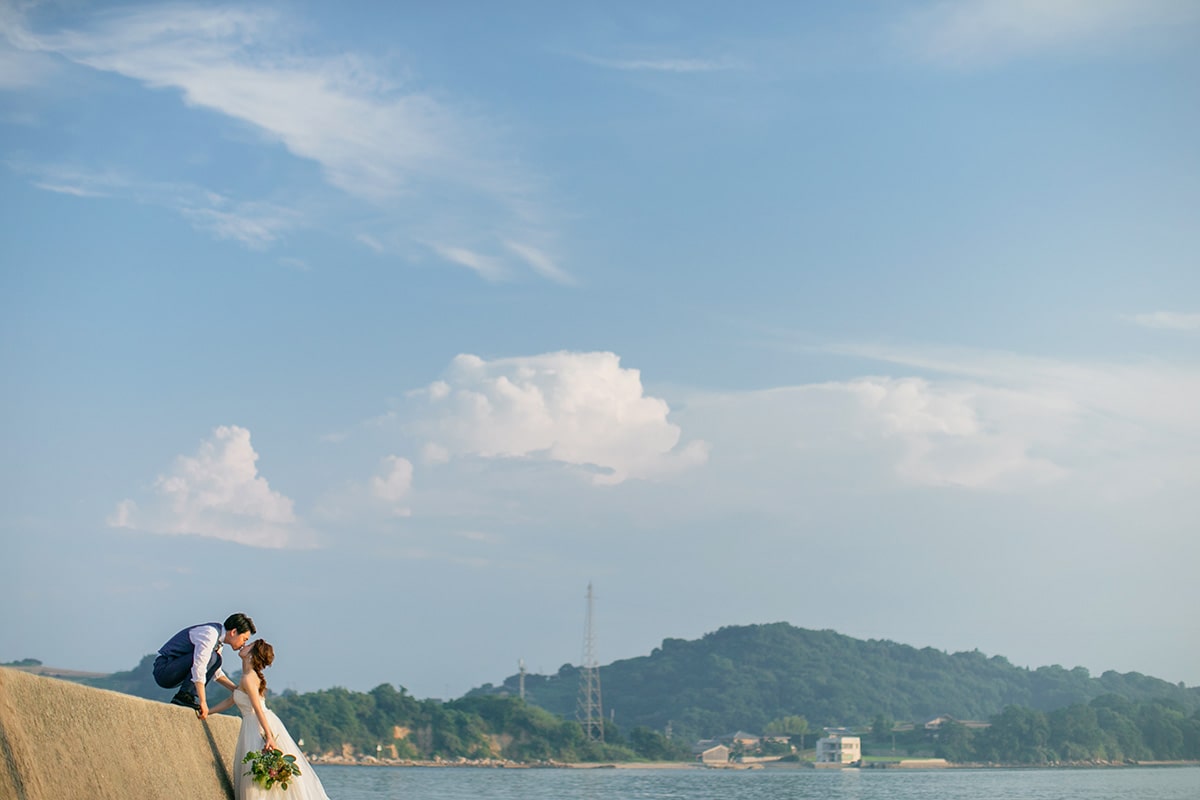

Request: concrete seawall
left=0, top=667, right=240, bottom=800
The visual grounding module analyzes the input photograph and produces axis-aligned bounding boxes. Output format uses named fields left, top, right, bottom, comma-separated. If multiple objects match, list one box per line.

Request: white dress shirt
left=188, top=624, right=227, bottom=686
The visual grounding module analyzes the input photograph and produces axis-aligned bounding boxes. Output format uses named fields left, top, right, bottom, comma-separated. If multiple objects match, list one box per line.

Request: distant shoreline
left=308, top=757, right=1200, bottom=771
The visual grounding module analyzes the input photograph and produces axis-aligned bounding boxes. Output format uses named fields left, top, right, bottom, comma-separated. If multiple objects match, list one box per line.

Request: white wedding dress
left=233, top=688, right=330, bottom=800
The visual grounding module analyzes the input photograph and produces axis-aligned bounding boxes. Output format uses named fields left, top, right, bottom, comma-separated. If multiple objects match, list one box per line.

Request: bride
left=210, top=639, right=330, bottom=799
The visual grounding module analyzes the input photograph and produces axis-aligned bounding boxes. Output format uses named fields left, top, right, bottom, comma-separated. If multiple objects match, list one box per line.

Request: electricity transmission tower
left=577, top=582, right=604, bottom=742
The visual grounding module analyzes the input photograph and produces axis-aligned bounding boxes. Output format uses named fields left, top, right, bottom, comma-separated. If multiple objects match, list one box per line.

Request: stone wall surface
left=0, top=667, right=240, bottom=800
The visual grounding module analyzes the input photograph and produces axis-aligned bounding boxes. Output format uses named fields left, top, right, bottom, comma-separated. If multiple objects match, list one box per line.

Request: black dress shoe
left=170, top=690, right=200, bottom=710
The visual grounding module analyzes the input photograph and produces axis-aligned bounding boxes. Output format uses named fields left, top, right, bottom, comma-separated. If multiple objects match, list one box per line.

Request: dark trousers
left=152, top=648, right=222, bottom=696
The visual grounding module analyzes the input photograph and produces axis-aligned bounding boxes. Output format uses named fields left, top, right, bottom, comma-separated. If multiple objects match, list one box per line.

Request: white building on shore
left=815, top=733, right=861, bottom=764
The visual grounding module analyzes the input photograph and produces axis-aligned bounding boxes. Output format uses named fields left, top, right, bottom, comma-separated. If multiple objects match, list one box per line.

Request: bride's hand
left=265, top=735, right=279, bottom=752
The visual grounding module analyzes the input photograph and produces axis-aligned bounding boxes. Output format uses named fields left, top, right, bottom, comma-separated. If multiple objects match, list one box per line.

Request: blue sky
left=2, top=1, right=1198, bottom=702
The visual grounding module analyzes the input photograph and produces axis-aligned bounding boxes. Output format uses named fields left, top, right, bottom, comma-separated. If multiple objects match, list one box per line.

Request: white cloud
left=1126, top=311, right=1200, bottom=332
left=430, top=244, right=507, bottom=282
left=13, top=162, right=120, bottom=198
left=410, top=351, right=709, bottom=485
left=371, top=455, right=414, bottom=516
left=180, top=204, right=299, bottom=249
left=30, top=180, right=106, bottom=198
left=505, top=241, right=574, bottom=285
left=830, top=342, right=1200, bottom=438
left=0, top=22, right=57, bottom=88
left=573, top=53, right=740, bottom=73
left=848, top=377, right=1068, bottom=489
left=426, top=240, right=574, bottom=284
left=7, top=161, right=301, bottom=248
left=4, top=3, right=562, bottom=278
left=109, top=425, right=313, bottom=549
left=421, top=443, right=450, bottom=464
left=898, top=0, right=1199, bottom=67
left=356, top=233, right=385, bottom=254
left=733, top=342, right=1198, bottom=501
left=277, top=256, right=310, bottom=272
left=677, top=375, right=1067, bottom=495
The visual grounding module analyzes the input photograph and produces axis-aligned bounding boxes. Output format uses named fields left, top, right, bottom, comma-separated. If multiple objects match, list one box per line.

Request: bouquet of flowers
left=243, top=746, right=302, bottom=790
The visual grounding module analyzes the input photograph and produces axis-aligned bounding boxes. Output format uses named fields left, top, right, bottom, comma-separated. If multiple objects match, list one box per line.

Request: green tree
left=765, top=715, right=809, bottom=751
left=934, top=720, right=973, bottom=762
left=976, top=705, right=1050, bottom=763
left=628, top=726, right=689, bottom=761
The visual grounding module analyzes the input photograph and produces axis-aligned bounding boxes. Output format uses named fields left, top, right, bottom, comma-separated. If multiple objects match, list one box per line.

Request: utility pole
left=577, top=582, right=604, bottom=742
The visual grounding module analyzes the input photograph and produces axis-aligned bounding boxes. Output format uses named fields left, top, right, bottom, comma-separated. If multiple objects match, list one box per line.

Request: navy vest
left=158, top=622, right=223, bottom=659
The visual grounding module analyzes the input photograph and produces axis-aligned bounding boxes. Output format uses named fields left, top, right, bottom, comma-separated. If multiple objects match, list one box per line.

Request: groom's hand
left=198, top=701, right=210, bottom=720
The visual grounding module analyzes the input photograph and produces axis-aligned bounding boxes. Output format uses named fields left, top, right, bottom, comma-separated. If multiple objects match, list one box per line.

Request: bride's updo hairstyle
left=248, top=640, right=275, bottom=696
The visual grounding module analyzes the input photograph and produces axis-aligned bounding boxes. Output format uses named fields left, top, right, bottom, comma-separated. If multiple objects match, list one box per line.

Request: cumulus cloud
left=1125, top=311, right=1200, bottom=332
left=109, top=426, right=313, bottom=549
left=844, top=377, right=1068, bottom=488
left=680, top=375, right=1067, bottom=494
left=712, top=342, right=1197, bottom=500
left=409, top=351, right=709, bottom=485
left=371, top=455, right=414, bottom=516
left=831, top=342, right=1200, bottom=439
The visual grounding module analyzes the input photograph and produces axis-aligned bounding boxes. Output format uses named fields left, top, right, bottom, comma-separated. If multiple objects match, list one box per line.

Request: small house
left=693, top=742, right=731, bottom=764
left=815, top=733, right=861, bottom=764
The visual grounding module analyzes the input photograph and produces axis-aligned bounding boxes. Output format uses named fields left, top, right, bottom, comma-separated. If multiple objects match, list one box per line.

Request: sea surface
left=314, top=764, right=1200, bottom=800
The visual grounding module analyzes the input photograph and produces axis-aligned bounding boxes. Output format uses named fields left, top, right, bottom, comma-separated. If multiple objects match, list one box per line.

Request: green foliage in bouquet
left=243, top=747, right=302, bottom=790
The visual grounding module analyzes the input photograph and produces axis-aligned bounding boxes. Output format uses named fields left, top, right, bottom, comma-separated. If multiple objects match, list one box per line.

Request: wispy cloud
left=573, top=53, right=740, bottom=73
left=277, top=256, right=310, bottom=272
left=897, top=0, right=1199, bottom=67
left=1125, top=311, right=1200, bottom=332
left=3, top=3, right=565, bottom=279
left=430, top=244, right=507, bottom=282
left=0, top=39, right=57, bottom=88
left=505, top=240, right=574, bottom=285
left=356, top=233, right=385, bottom=254
left=180, top=204, right=300, bottom=249
left=7, top=161, right=300, bottom=248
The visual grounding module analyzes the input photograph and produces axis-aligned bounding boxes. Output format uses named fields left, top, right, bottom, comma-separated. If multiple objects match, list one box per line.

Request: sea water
left=314, top=764, right=1200, bottom=800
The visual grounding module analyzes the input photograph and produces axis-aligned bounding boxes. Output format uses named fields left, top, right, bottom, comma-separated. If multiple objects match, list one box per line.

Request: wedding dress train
left=233, top=688, right=330, bottom=800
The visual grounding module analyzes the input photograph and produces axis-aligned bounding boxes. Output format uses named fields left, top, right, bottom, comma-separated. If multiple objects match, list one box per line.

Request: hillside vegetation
left=15, top=623, right=1197, bottom=761
left=469, top=623, right=1199, bottom=742
left=56, top=655, right=677, bottom=761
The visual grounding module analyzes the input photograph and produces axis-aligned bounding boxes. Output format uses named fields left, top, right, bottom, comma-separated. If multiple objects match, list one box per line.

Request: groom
left=153, top=613, right=255, bottom=720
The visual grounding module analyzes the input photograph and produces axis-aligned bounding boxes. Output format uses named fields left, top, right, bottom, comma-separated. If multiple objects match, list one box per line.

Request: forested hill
left=468, top=623, right=1199, bottom=741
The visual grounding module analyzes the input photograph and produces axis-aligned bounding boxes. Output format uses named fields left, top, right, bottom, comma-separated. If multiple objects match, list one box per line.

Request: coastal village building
left=815, top=733, right=861, bottom=764
left=692, top=741, right=731, bottom=764
left=924, top=714, right=991, bottom=730
left=716, top=731, right=762, bottom=750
